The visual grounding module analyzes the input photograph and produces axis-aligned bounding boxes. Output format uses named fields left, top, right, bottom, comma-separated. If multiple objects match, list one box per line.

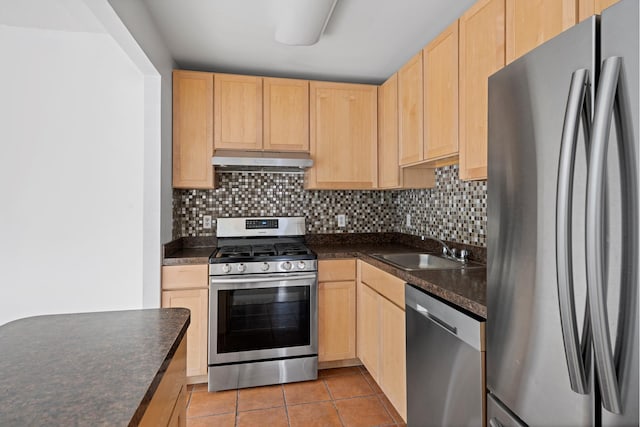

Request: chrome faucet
left=421, top=235, right=470, bottom=262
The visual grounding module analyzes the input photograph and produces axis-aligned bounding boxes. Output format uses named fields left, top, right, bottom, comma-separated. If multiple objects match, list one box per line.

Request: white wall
left=102, top=0, right=176, bottom=308
left=0, top=23, right=146, bottom=325
left=105, top=0, right=175, bottom=244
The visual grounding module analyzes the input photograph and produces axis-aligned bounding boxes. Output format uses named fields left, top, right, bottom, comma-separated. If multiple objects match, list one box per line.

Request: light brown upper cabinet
left=423, top=20, right=459, bottom=161
left=459, top=0, right=505, bottom=181
left=578, top=0, right=619, bottom=21
left=307, top=81, right=378, bottom=189
left=378, top=73, right=401, bottom=189
left=398, top=51, right=424, bottom=166
left=214, top=74, right=263, bottom=151
left=172, top=70, right=214, bottom=189
left=506, top=0, right=577, bottom=64
left=263, top=77, right=309, bottom=152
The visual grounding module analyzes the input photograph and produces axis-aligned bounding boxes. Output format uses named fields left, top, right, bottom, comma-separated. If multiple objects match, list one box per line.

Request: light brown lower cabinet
left=140, top=336, right=187, bottom=427
left=318, top=259, right=357, bottom=363
left=357, top=261, right=407, bottom=422
left=357, top=281, right=380, bottom=379
left=161, top=265, right=209, bottom=380
left=378, top=297, right=407, bottom=420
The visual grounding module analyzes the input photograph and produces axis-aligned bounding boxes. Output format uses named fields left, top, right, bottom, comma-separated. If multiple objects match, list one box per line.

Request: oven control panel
left=246, top=219, right=278, bottom=229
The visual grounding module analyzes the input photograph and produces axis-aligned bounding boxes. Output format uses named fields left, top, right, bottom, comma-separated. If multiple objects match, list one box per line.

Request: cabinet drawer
left=318, top=259, right=356, bottom=282
left=162, top=265, right=208, bottom=290
left=359, top=261, right=405, bottom=309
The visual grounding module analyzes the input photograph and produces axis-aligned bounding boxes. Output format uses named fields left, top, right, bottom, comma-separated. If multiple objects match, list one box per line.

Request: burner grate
left=251, top=245, right=277, bottom=257
left=275, top=243, right=311, bottom=256
left=216, top=246, right=252, bottom=258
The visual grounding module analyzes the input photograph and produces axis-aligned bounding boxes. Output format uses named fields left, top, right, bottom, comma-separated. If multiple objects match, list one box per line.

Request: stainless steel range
left=208, top=217, right=318, bottom=392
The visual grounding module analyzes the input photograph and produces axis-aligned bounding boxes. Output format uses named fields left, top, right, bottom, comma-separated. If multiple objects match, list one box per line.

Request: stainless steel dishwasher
left=405, top=284, right=485, bottom=427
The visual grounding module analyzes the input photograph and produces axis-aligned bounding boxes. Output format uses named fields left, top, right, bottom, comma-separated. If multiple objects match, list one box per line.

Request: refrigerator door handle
left=556, top=68, right=591, bottom=394
left=587, top=55, right=639, bottom=414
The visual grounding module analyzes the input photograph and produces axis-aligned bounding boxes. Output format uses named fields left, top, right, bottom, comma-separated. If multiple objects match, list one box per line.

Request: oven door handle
left=210, top=273, right=318, bottom=284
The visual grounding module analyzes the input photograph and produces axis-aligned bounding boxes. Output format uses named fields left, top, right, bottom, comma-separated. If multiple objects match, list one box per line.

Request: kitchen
left=0, top=0, right=637, bottom=426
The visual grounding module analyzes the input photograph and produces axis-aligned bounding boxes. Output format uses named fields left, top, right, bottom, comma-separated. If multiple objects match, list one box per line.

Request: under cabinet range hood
left=211, top=151, right=313, bottom=173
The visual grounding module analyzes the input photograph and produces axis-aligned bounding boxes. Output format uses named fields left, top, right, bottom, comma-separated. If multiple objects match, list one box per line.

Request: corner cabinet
left=377, top=73, right=401, bottom=189
left=306, top=81, right=378, bottom=190
left=357, top=261, right=407, bottom=422
left=213, top=74, right=263, bottom=151
left=459, top=0, right=505, bottom=181
left=423, top=20, right=459, bottom=161
left=172, top=71, right=214, bottom=189
left=263, top=77, right=309, bottom=152
left=317, top=259, right=357, bottom=363
left=398, top=51, right=424, bottom=166
left=161, top=265, right=209, bottom=380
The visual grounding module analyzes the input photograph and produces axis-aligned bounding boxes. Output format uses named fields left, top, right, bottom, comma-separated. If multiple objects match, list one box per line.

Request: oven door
left=209, top=272, right=318, bottom=365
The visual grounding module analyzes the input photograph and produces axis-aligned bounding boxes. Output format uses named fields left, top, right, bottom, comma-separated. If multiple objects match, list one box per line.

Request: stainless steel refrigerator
left=487, top=0, right=638, bottom=426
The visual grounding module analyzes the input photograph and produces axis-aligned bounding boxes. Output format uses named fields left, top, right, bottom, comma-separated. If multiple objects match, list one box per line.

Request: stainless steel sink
left=371, top=252, right=480, bottom=271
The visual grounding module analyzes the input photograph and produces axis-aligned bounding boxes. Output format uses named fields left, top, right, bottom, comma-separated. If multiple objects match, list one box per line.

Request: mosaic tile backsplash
left=173, top=165, right=487, bottom=246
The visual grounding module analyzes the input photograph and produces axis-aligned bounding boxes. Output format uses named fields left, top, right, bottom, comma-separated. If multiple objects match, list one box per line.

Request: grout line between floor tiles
left=281, top=385, right=292, bottom=427
left=234, top=388, right=239, bottom=427
left=375, top=394, right=398, bottom=426
left=331, top=398, right=347, bottom=427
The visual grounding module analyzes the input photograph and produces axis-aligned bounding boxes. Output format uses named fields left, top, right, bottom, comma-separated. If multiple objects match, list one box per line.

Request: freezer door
left=487, top=18, right=597, bottom=426
left=597, top=0, right=639, bottom=425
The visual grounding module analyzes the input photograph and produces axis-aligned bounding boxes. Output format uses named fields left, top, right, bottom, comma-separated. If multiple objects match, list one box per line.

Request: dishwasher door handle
left=416, top=304, right=458, bottom=335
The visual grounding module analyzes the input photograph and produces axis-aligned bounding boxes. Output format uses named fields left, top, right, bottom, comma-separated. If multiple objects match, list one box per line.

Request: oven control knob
left=237, top=263, right=246, bottom=273
left=282, top=261, right=292, bottom=271
left=297, top=261, right=306, bottom=270
left=222, top=264, right=231, bottom=273
left=261, top=262, right=270, bottom=272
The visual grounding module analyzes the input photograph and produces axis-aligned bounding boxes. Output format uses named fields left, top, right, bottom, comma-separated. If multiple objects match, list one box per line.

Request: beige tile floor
left=186, top=366, right=406, bottom=427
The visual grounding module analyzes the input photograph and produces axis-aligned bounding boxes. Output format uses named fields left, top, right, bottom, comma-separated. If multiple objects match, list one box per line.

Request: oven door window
left=217, top=285, right=311, bottom=353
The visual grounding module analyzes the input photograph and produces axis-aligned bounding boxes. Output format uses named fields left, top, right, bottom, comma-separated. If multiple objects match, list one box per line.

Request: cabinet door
left=172, top=70, right=214, bottom=189
left=459, top=0, right=505, bottom=180
left=506, top=0, right=577, bottom=64
left=263, top=77, right=309, bottom=152
left=308, top=81, right=377, bottom=189
left=357, top=281, right=381, bottom=379
left=318, top=281, right=356, bottom=362
left=578, top=0, right=619, bottom=21
left=162, top=289, right=209, bottom=377
left=424, top=20, right=459, bottom=161
left=378, top=74, right=400, bottom=189
left=398, top=51, right=424, bottom=166
left=214, top=74, right=263, bottom=150
left=379, top=297, right=407, bottom=422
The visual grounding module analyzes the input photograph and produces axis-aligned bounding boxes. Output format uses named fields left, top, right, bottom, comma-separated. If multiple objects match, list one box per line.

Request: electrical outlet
left=406, top=213, right=411, bottom=227
left=337, top=214, right=346, bottom=227
left=203, top=215, right=212, bottom=229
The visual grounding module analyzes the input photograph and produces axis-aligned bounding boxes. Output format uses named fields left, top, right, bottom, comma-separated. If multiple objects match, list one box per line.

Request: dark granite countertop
left=0, top=308, right=190, bottom=426
left=310, top=242, right=486, bottom=318
left=163, top=236, right=216, bottom=265
left=163, top=233, right=486, bottom=318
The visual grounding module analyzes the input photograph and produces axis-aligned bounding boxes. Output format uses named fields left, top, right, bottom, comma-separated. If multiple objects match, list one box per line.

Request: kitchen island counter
left=0, top=308, right=190, bottom=426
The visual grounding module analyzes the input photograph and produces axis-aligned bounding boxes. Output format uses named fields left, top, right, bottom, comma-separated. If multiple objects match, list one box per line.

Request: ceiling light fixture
left=274, top=0, right=339, bottom=46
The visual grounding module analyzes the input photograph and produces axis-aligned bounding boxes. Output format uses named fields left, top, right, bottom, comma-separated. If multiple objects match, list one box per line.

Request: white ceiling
left=0, top=0, right=105, bottom=33
left=141, top=0, right=476, bottom=84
